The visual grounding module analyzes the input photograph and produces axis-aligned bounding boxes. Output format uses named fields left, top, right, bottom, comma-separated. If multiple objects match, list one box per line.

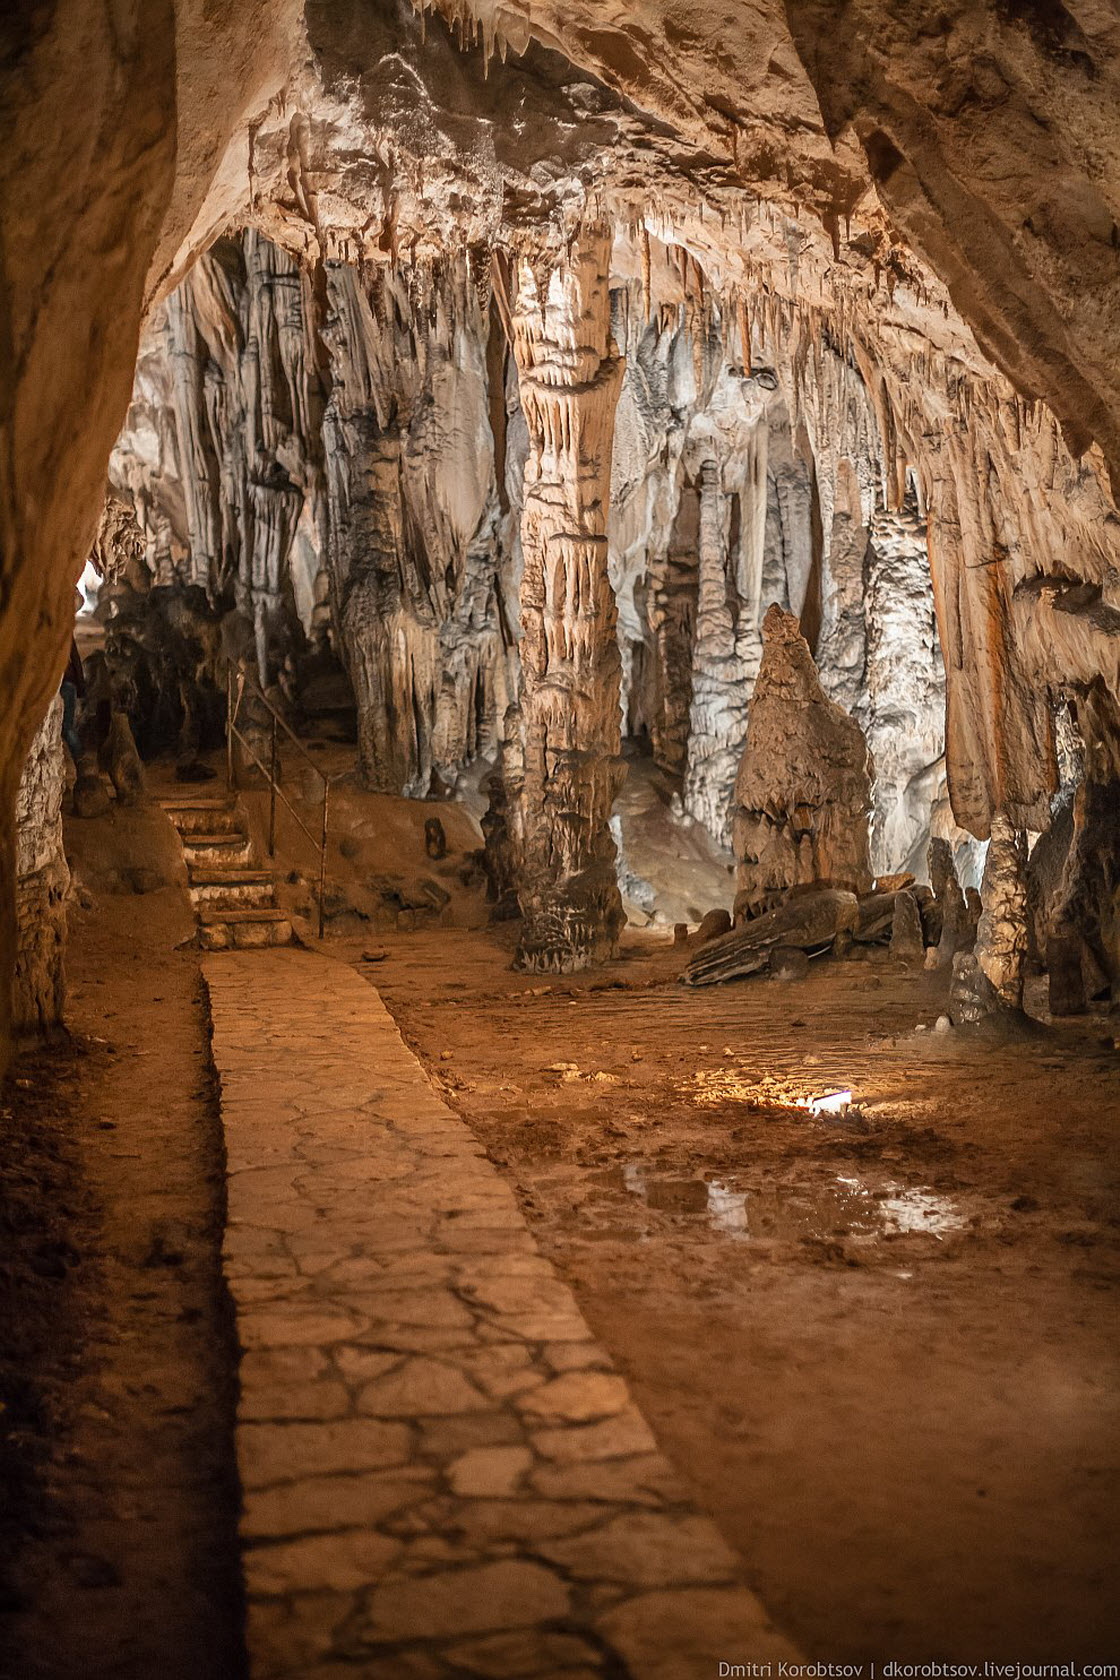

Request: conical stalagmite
left=732, top=603, right=872, bottom=922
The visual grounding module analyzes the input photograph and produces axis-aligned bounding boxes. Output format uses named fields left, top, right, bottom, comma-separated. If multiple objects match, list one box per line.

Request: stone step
left=163, top=795, right=294, bottom=952
left=161, top=798, right=244, bottom=837
left=199, top=909, right=293, bottom=951
left=189, top=868, right=274, bottom=887
left=160, top=795, right=238, bottom=811
left=199, top=906, right=290, bottom=925
left=189, top=872, right=277, bottom=910
left=182, top=833, right=254, bottom=866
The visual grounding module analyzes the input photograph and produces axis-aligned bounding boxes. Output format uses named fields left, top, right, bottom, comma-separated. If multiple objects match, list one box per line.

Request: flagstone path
left=204, top=949, right=798, bottom=1679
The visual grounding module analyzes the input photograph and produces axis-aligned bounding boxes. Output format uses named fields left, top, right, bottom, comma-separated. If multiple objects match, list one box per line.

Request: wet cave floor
left=2, top=801, right=1119, bottom=1671
left=354, top=926, right=1120, bottom=1663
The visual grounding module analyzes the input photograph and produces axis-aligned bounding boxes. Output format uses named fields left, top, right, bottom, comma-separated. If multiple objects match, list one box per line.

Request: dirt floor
left=326, top=921, right=1120, bottom=1665
left=4, top=755, right=1119, bottom=1670
left=0, top=802, right=244, bottom=1680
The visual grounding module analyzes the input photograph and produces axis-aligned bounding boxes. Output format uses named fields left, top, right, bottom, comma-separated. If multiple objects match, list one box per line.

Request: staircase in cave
left=160, top=794, right=294, bottom=951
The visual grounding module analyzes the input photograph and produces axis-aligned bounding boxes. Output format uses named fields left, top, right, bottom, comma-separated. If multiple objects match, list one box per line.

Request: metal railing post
left=226, top=664, right=234, bottom=790
left=226, top=660, right=332, bottom=941
left=318, top=779, right=330, bottom=941
left=268, top=712, right=278, bottom=857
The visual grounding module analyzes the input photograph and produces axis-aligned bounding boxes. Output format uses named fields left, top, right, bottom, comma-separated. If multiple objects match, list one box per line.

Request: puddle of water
left=607, top=1164, right=965, bottom=1244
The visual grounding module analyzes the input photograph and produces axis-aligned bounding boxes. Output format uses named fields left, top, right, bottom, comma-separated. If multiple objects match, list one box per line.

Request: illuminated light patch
left=804, top=1088, right=852, bottom=1116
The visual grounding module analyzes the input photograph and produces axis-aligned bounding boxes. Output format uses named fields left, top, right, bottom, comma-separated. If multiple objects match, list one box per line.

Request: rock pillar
left=506, top=227, right=626, bottom=971
left=732, top=603, right=873, bottom=921
left=684, top=459, right=756, bottom=846
left=14, top=699, right=69, bottom=1034
left=975, top=815, right=1029, bottom=1010
left=950, top=813, right=1030, bottom=1026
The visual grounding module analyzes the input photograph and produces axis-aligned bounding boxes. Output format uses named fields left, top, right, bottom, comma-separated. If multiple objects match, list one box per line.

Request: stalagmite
left=863, top=501, right=945, bottom=874
left=683, top=456, right=759, bottom=845
left=974, top=816, right=1030, bottom=1011
left=889, top=888, right=924, bottom=960
left=950, top=815, right=1030, bottom=1026
left=503, top=226, right=626, bottom=971
left=732, top=603, right=872, bottom=921
left=1051, top=775, right=1120, bottom=1000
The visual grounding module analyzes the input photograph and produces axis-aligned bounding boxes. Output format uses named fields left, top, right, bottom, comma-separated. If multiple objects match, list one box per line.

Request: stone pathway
left=204, top=950, right=797, bottom=1679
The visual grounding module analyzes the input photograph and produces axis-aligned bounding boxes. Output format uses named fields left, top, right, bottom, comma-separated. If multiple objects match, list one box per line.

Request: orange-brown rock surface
left=2, top=0, right=1120, bottom=1045
left=732, top=605, right=873, bottom=919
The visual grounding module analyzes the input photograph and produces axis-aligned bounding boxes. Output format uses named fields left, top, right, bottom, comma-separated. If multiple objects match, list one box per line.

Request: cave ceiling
left=2, top=0, right=1119, bottom=825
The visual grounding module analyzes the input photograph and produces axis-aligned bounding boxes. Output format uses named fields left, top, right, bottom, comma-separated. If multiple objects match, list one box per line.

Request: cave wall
left=14, top=700, right=68, bottom=1035
left=321, top=258, right=517, bottom=794
left=113, top=223, right=948, bottom=876
left=109, top=209, right=1104, bottom=897
left=112, top=236, right=520, bottom=795
left=2, top=0, right=1120, bottom=1042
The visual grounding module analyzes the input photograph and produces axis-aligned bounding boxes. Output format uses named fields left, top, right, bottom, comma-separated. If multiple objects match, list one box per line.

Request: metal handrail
left=225, top=662, right=331, bottom=939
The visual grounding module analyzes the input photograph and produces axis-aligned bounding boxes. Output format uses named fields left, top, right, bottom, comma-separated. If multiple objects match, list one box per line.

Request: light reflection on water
left=610, top=1164, right=965, bottom=1243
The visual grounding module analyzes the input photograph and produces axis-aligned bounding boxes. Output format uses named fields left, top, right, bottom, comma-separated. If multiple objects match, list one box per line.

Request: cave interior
left=1, top=0, right=1119, bottom=1673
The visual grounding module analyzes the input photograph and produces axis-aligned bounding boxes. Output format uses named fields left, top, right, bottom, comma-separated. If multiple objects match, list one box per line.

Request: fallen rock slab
left=680, top=888, right=859, bottom=987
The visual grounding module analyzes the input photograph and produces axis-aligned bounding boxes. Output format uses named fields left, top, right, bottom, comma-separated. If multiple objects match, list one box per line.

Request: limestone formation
left=974, top=818, right=1030, bottom=1012
left=696, top=908, right=732, bottom=944
left=320, top=259, right=515, bottom=795
left=681, top=887, right=860, bottom=986
left=854, top=891, right=902, bottom=945
left=424, top=818, right=448, bottom=861
left=113, top=238, right=517, bottom=799
left=101, top=711, right=146, bottom=806
left=0, top=0, right=1119, bottom=1053
left=14, top=701, right=68, bottom=1034
left=890, top=890, right=925, bottom=961
left=502, top=227, right=626, bottom=971
left=73, top=763, right=113, bottom=821
left=1050, top=775, right=1120, bottom=999
left=1047, top=928, right=1088, bottom=1019
left=732, top=605, right=872, bottom=921
left=949, top=816, right=1030, bottom=1026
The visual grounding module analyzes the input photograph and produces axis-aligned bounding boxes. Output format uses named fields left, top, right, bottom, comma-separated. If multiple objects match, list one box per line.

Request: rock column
left=14, top=699, right=69, bottom=1034
left=975, top=815, right=1029, bottom=1009
left=684, top=457, right=759, bottom=846
left=950, top=813, right=1029, bottom=1025
left=506, top=227, right=626, bottom=971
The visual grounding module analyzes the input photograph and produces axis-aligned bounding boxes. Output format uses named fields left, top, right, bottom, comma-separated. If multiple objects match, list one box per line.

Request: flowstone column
left=684, top=457, right=759, bottom=846
left=506, top=227, right=626, bottom=971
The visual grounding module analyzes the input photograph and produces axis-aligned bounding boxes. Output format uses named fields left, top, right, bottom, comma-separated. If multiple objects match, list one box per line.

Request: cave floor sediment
left=357, top=925, right=1120, bottom=1664
left=205, top=946, right=797, bottom=1678
left=5, top=851, right=1118, bottom=1674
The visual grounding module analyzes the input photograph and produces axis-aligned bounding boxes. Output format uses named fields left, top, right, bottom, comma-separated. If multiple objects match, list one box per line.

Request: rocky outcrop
left=14, top=701, right=68, bottom=1035
left=732, top=604, right=873, bottom=920
left=503, top=227, right=626, bottom=970
left=2, top=0, right=1119, bottom=1041
left=975, top=815, right=1030, bottom=1013
left=681, top=885, right=860, bottom=986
